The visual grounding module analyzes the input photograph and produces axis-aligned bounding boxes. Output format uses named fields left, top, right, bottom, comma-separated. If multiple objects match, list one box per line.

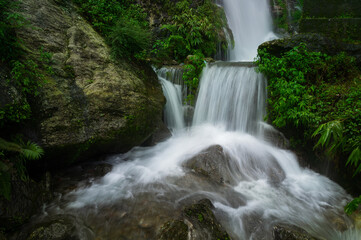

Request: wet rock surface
left=263, top=124, right=290, bottom=149
left=158, top=199, right=231, bottom=240
left=273, top=224, right=318, bottom=240
left=11, top=0, right=164, bottom=166
left=183, top=145, right=236, bottom=185
left=15, top=214, right=94, bottom=240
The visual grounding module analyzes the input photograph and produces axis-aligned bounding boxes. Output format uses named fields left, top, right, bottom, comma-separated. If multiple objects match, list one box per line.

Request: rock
left=10, top=0, right=165, bottom=165
left=184, top=145, right=286, bottom=186
left=183, top=145, right=236, bottom=185
left=263, top=123, right=290, bottom=149
left=17, top=215, right=94, bottom=240
left=158, top=199, right=231, bottom=240
left=144, top=121, right=172, bottom=146
left=0, top=171, right=52, bottom=232
left=258, top=33, right=361, bottom=68
left=158, top=220, right=188, bottom=240
left=273, top=224, right=318, bottom=240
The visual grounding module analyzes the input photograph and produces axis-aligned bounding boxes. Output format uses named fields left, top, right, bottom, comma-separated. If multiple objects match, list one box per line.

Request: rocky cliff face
left=14, top=0, right=165, bottom=165
left=300, top=0, right=361, bottom=40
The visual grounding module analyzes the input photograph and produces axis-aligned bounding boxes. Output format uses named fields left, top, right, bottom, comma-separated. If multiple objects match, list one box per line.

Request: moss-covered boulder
left=16, top=214, right=94, bottom=240
left=11, top=0, right=164, bottom=165
left=158, top=199, right=231, bottom=240
left=273, top=225, right=318, bottom=240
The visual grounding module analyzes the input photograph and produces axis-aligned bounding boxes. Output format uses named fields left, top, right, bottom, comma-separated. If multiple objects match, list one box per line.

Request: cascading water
left=193, top=63, right=266, bottom=135
left=159, top=77, right=185, bottom=131
left=222, top=0, right=277, bottom=60
left=31, top=1, right=361, bottom=239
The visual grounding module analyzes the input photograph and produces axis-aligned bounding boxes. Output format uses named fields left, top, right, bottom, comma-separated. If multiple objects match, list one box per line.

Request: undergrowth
left=257, top=43, right=361, bottom=213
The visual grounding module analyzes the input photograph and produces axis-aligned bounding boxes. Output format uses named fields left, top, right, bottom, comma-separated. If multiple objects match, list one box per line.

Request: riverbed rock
left=273, top=224, right=318, bottom=240
left=17, top=214, right=94, bottom=240
left=11, top=0, right=164, bottom=166
left=183, top=145, right=236, bottom=185
left=263, top=123, right=290, bottom=149
left=158, top=199, right=231, bottom=240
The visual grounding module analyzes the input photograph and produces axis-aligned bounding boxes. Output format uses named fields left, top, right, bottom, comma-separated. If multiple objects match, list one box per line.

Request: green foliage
left=73, top=0, right=149, bottom=60
left=346, top=147, right=361, bottom=176
left=0, top=1, right=50, bottom=127
left=109, top=17, right=151, bottom=59
left=0, top=0, right=27, bottom=62
left=257, top=42, right=361, bottom=173
left=257, top=42, right=361, bottom=215
left=345, top=195, right=361, bottom=215
left=312, top=120, right=343, bottom=155
left=0, top=137, right=44, bottom=200
left=182, top=52, right=206, bottom=104
left=153, top=0, right=227, bottom=62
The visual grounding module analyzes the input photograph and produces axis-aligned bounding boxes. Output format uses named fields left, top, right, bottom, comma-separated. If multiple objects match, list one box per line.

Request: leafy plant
left=312, top=120, right=343, bottom=155
left=0, top=137, right=44, bottom=200
left=182, top=52, right=206, bottom=104
left=153, top=0, right=227, bottom=62
left=257, top=43, right=361, bottom=214
left=345, top=195, right=361, bottom=215
left=109, top=17, right=151, bottom=59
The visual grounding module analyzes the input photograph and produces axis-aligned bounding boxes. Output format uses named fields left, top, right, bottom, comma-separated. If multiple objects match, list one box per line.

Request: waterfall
left=193, top=63, right=266, bottom=136
left=159, top=77, right=185, bottom=131
left=35, top=1, right=360, bottom=239
left=223, top=0, right=277, bottom=60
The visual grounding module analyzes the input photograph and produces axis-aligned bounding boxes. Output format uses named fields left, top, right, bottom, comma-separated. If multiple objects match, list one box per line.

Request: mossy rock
left=12, top=0, right=165, bottom=167
left=158, top=199, right=231, bottom=240
left=273, top=224, right=319, bottom=240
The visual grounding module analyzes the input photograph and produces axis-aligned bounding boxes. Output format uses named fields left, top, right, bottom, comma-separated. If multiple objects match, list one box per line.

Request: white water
left=223, top=0, right=277, bottom=60
left=193, top=64, right=266, bottom=135
left=159, top=77, right=185, bottom=131
left=44, top=0, right=360, bottom=239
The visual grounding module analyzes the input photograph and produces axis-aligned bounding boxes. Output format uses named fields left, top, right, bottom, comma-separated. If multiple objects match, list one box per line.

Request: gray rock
left=273, top=224, right=318, bottom=240
left=158, top=199, right=231, bottom=240
left=10, top=0, right=165, bottom=165
left=183, top=145, right=236, bottom=185
left=18, top=215, right=94, bottom=240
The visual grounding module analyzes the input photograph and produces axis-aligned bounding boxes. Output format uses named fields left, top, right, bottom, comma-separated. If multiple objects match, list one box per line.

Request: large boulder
left=10, top=0, right=165, bottom=165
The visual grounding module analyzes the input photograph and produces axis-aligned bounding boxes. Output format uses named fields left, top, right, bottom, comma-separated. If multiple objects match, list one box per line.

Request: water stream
left=29, top=0, right=361, bottom=239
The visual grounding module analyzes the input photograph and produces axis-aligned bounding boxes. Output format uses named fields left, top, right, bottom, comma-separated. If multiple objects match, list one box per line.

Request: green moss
left=63, top=65, right=75, bottom=78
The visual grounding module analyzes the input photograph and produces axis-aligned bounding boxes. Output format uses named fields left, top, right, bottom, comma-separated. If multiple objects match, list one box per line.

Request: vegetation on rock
left=257, top=42, right=361, bottom=212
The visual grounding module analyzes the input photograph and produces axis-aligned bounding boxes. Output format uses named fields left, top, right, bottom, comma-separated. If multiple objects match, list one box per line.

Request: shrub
left=109, top=17, right=151, bottom=59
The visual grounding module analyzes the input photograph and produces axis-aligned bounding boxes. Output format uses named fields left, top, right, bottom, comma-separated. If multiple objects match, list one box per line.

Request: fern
left=0, top=137, right=44, bottom=200
left=312, top=120, right=343, bottom=155
left=0, top=137, right=22, bottom=153
left=345, top=195, right=361, bottom=215
left=346, top=147, right=361, bottom=176
left=19, top=141, right=44, bottom=160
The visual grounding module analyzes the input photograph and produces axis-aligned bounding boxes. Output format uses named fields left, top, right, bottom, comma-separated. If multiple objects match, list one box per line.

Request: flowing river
left=26, top=0, right=361, bottom=239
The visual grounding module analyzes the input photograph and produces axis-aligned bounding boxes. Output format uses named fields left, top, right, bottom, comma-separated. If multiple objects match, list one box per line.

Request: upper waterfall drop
left=223, top=0, right=277, bottom=60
